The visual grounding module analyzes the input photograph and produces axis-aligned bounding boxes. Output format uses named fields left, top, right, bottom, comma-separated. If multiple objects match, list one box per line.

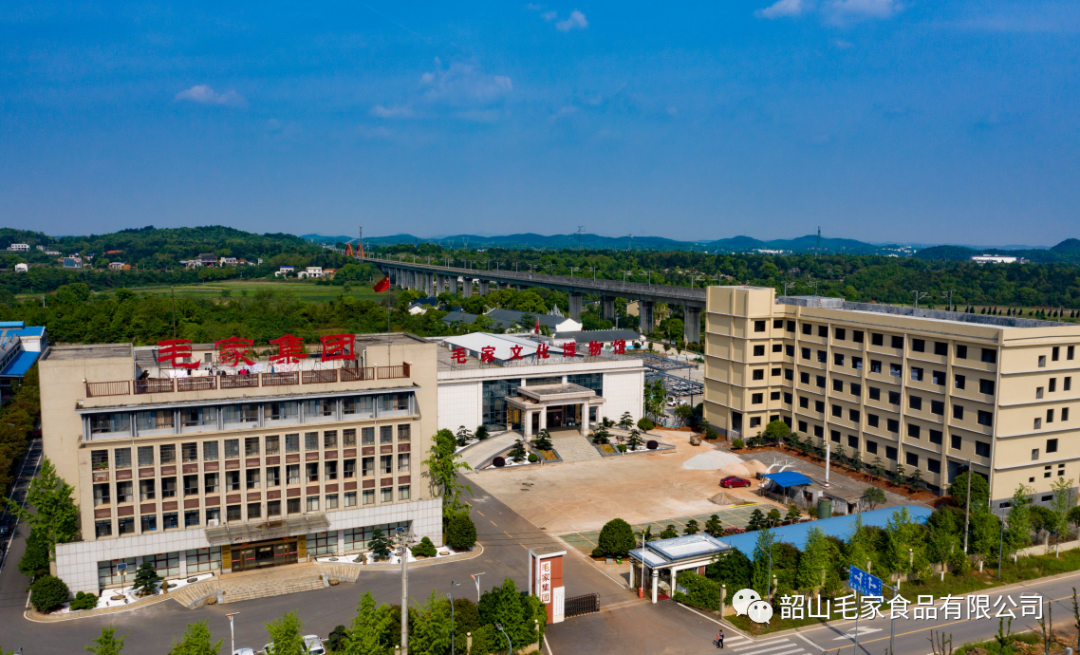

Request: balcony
left=178, top=377, right=218, bottom=392
left=134, top=378, right=175, bottom=395
left=221, top=374, right=260, bottom=389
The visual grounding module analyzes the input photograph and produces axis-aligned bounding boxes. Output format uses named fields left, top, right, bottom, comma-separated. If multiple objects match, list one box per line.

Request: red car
left=720, top=476, right=751, bottom=488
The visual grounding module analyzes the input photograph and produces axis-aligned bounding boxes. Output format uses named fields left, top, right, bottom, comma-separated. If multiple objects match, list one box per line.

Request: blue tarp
left=722, top=505, right=933, bottom=560
left=1, top=350, right=39, bottom=377
left=760, top=471, right=815, bottom=488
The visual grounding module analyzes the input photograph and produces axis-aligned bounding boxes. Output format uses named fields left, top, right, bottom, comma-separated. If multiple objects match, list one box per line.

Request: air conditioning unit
left=207, top=519, right=219, bottom=526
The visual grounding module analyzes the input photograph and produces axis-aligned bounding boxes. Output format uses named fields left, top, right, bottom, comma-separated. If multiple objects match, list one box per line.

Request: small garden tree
left=598, top=518, right=636, bottom=556
left=590, top=426, right=611, bottom=444
left=659, top=525, right=679, bottom=539
left=786, top=505, right=801, bottom=522
left=508, top=438, right=528, bottom=462
left=133, top=561, right=162, bottom=596
left=30, top=575, right=70, bottom=613
left=704, top=515, right=724, bottom=537
left=674, top=404, right=694, bottom=426
left=767, top=508, right=782, bottom=527
left=684, top=519, right=701, bottom=535
left=531, top=429, right=553, bottom=452
left=446, top=512, right=477, bottom=550
left=637, top=417, right=654, bottom=432
left=618, top=412, right=634, bottom=431
left=626, top=428, right=644, bottom=450
left=367, top=528, right=394, bottom=561
left=455, top=426, right=473, bottom=447
left=86, top=625, right=127, bottom=655
left=763, top=420, right=790, bottom=446
left=861, top=486, right=887, bottom=511
left=747, top=509, right=767, bottom=531
left=474, top=425, right=489, bottom=441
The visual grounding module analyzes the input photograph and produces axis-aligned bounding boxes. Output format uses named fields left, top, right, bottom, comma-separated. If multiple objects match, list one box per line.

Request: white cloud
left=525, top=3, right=545, bottom=9
left=556, top=10, right=588, bottom=31
left=824, top=0, right=899, bottom=21
left=370, top=105, right=415, bottom=118
left=420, top=59, right=512, bottom=107
left=542, top=11, right=557, bottom=21
left=756, top=0, right=812, bottom=19
left=174, top=85, right=246, bottom=107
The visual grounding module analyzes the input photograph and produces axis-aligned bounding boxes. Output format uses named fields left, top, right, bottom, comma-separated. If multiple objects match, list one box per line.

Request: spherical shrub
left=492, top=456, right=506, bottom=468
left=411, top=536, right=438, bottom=558
left=528, top=453, right=539, bottom=463
left=598, top=518, right=636, bottom=557
left=70, top=591, right=98, bottom=611
left=446, top=512, right=478, bottom=550
left=646, top=440, right=658, bottom=450
left=591, top=547, right=605, bottom=558
left=732, top=438, right=745, bottom=449
left=30, top=575, right=70, bottom=613
left=617, top=444, right=627, bottom=452
left=637, top=417, right=655, bottom=431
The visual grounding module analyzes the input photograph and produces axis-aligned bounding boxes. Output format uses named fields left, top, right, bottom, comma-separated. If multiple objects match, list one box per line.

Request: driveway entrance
left=231, top=537, right=299, bottom=572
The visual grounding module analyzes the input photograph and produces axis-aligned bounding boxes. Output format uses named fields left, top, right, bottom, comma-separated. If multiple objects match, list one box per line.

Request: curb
left=360, top=543, right=485, bottom=571
left=23, top=587, right=185, bottom=623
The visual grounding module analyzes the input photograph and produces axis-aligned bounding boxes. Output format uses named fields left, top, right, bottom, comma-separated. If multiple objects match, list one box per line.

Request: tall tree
left=410, top=591, right=454, bottom=655
left=167, top=620, right=222, bottom=655
left=6, top=457, right=79, bottom=565
left=86, top=626, right=127, bottom=655
left=421, top=429, right=473, bottom=521
left=751, top=528, right=776, bottom=597
left=1005, top=484, right=1034, bottom=552
left=796, top=527, right=833, bottom=593
left=1050, top=477, right=1074, bottom=540
left=265, top=611, right=306, bottom=655
left=343, top=592, right=394, bottom=655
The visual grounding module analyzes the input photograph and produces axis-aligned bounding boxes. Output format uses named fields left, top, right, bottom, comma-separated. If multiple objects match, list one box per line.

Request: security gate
left=563, top=593, right=600, bottom=618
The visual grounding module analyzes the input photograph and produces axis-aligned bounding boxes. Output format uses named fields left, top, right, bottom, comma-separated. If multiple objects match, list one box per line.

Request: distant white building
left=7, top=244, right=29, bottom=252
left=971, top=255, right=1023, bottom=265
left=14, top=263, right=28, bottom=273
left=219, top=257, right=238, bottom=267
left=274, top=265, right=296, bottom=278
left=297, top=266, right=324, bottom=279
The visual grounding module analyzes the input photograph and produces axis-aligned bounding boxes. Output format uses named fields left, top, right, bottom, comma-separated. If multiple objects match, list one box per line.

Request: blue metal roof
left=722, top=505, right=933, bottom=560
left=0, top=321, right=25, bottom=328
left=761, top=471, right=815, bottom=488
left=0, top=350, right=39, bottom=377
left=8, top=326, right=44, bottom=337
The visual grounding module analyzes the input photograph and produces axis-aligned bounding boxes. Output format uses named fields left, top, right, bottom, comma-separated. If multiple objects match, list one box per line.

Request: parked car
left=303, top=636, right=326, bottom=655
left=233, top=649, right=256, bottom=655
left=720, top=476, right=751, bottom=488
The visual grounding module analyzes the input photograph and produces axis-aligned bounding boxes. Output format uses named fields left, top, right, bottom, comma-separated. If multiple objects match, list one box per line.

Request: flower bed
left=51, top=573, right=216, bottom=614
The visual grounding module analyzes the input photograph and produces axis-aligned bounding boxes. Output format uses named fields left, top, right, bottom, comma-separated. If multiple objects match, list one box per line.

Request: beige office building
left=39, top=334, right=439, bottom=594
left=704, top=286, right=1080, bottom=506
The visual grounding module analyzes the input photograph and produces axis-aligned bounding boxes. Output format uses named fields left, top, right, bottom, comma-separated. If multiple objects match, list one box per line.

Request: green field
left=126, top=280, right=386, bottom=303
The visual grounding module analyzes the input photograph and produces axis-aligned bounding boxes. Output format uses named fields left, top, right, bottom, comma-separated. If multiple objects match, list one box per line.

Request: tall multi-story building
left=40, top=333, right=439, bottom=594
left=704, top=286, right=1080, bottom=507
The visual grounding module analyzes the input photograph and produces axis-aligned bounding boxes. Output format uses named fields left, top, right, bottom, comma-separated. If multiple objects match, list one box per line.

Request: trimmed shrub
left=446, top=512, right=477, bottom=550
left=617, top=444, right=627, bottom=453
left=598, top=518, right=636, bottom=557
left=674, top=571, right=722, bottom=611
left=528, top=453, right=539, bottom=463
left=732, top=438, right=745, bottom=449
left=646, top=440, right=658, bottom=450
left=591, top=547, right=605, bottom=558
left=70, top=591, right=98, bottom=611
left=492, top=456, right=506, bottom=468
left=637, top=417, right=655, bottom=431
left=412, top=536, right=438, bottom=558
left=30, top=575, right=70, bottom=613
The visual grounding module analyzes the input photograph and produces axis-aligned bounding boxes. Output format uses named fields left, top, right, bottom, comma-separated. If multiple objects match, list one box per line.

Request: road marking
left=490, top=520, right=498, bottom=527
left=740, top=648, right=804, bottom=655
left=476, top=510, right=484, bottom=517
left=736, top=641, right=797, bottom=655
left=833, top=627, right=882, bottom=640
left=504, top=531, right=513, bottom=538
left=796, top=633, right=821, bottom=652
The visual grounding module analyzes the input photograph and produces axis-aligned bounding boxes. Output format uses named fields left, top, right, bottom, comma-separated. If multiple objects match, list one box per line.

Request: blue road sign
left=848, top=566, right=882, bottom=596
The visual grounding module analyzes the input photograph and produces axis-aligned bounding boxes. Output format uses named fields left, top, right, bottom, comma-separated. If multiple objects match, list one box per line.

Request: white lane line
left=795, top=633, right=822, bottom=651
left=735, top=641, right=797, bottom=655
left=743, top=649, right=805, bottom=655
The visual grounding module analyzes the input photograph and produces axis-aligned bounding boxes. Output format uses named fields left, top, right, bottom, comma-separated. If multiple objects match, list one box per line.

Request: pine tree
left=132, top=561, right=162, bottom=596
left=167, top=619, right=222, bottom=655
left=86, top=626, right=128, bottom=655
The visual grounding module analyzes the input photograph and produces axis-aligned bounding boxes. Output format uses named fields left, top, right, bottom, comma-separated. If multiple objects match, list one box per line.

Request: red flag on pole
left=373, top=276, right=390, bottom=293
left=534, top=317, right=540, bottom=334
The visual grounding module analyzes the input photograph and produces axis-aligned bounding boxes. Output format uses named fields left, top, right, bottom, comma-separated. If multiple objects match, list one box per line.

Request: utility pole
left=226, top=612, right=239, bottom=655
left=913, top=290, right=929, bottom=309
left=448, top=580, right=460, bottom=655
left=577, top=226, right=585, bottom=249
left=397, top=527, right=413, bottom=655
left=171, top=288, right=177, bottom=338
left=471, top=572, right=485, bottom=603
left=963, top=460, right=972, bottom=554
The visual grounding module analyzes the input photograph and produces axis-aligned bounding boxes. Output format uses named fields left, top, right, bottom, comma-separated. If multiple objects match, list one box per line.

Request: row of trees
left=0, top=365, right=40, bottom=494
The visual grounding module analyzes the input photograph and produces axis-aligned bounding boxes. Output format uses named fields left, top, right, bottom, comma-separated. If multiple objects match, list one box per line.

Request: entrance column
left=539, top=407, right=548, bottom=432
left=684, top=306, right=702, bottom=345
left=651, top=569, right=659, bottom=604
left=568, top=293, right=583, bottom=321
left=337, top=530, right=345, bottom=555
left=580, top=403, right=589, bottom=436
left=601, top=296, right=616, bottom=322
left=524, top=411, right=533, bottom=437
left=640, top=300, right=655, bottom=334
left=479, top=280, right=489, bottom=296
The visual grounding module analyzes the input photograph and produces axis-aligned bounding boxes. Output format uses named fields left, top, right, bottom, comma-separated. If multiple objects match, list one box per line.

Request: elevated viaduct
left=363, top=256, right=707, bottom=344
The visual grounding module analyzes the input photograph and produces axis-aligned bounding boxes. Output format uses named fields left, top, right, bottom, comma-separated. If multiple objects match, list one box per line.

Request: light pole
left=448, top=580, right=460, bottom=655
left=226, top=612, right=239, bottom=655
left=998, top=509, right=1007, bottom=581
left=397, top=527, right=414, bottom=655
left=962, top=460, right=972, bottom=554
left=496, top=623, right=512, bottom=655
left=471, top=572, right=485, bottom=602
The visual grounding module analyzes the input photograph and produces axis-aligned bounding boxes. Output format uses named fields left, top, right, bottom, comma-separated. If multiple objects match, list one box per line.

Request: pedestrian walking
left=716, top=629, right=724, bottom=649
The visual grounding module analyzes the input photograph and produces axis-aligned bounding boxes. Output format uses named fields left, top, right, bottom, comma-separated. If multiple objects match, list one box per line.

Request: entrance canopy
left=204, top=515, right=331, bottom=546
left=760, top=471, right=814, bottom=488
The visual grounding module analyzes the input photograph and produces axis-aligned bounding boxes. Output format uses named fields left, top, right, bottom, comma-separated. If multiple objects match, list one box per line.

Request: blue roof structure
left=8, top=326, right=44, bottom=337
left=0, top=321, right=25, bottom=328
left=629, top=533, right=730, bottom=568
left=1, top=350, right=39, bottom=377
left=722, top=505, right=933, bottom=560
left=761, top=471, right=815, bottom=488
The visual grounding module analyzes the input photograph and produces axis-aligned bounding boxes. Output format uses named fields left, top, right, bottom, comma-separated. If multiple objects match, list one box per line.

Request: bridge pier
left=601, top=296, right=616, bottom=322
left=568, top=293, right=583, bottom=321
left=684, top=306, right=701, bottom=345
left=640, top=300, right=655, bottom=335
left=435, top=275, right=445, bottom=296
left=479, top=280, right=490, bottom=296
left=462, top=278, right=473, bottom=298
left=449, top=276, right=458, bottom=295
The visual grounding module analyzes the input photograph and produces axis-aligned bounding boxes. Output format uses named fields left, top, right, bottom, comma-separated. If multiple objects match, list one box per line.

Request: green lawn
left=124, top=280, right=386, bottom=303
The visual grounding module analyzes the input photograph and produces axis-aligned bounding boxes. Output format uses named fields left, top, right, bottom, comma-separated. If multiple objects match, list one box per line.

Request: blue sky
left=1, top=1, right=1079, bottom=245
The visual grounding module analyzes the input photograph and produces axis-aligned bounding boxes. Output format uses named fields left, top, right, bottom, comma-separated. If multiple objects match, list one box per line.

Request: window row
left=1033, top=408, right=1071, bottom=430
left=1038, top=346, right=1076, bottom=367
left=1035, top=377, right=1073, bottom=398
left=797, top=419, right=992, bottom=460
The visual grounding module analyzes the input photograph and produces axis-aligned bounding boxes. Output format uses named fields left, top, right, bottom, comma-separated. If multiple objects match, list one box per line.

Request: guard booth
left=528, top=546, right=565, bottom=624
left=759, top=471, right=815, bottom=507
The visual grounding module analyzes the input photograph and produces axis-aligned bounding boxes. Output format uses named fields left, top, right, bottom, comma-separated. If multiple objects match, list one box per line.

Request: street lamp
left=496, top=623, right=512, bottom=655
left=226, top=612, right=239, bottom=655
left=470, top=572, right=485, bottom=602
left=396, top=527, right=414, bottom=655
left=448, top=581, right=461, bottom=655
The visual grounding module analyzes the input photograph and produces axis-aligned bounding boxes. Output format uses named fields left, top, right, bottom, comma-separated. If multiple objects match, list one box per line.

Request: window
left=976, top=442, right=991, bottom=457
left=398, top=453, right=410, bottom=473
left=91, top=450, right=109, bottom=470
left=980, top=379, right=995, bottom=395
left=931, top=400, right=944, bottom=416
left=326, top=461, right=338, bottom=480
left=1053, top=346, right=1060, bottom=362
left=345, top=492, right=357, bottom=507
left=754, top=320, right=766, bottom=332
left=183, top=475, right=199, bottom=496
left=140, top=479, right=155, bottom=501
left=305, top=432, right=319, bottom=451
left=224, top=439, right=240, bottom=459
left=1069, top=346, right=1075, bottom=361
left=227, top=505, right=242, bottom=522
left=287, top=498, right=301, bottom=514
left=784, top=392, right=792, bottom=404
left=772, top=344, right=782, bottom=353
left=848, top=435, right=859, bottom=448
left=885, top=446, right=897, bottom=461
left=799, top=396, right=809, bottom=409
left=362, top=457, right=374, bottom=477
left=798, top=421, right=808, bottom=432
left=266, top=435, right=280, bottom=455
left=204, top=473, right=218, bottom=494
left=203, top=441, right=218, bottom=461
left=786, top=345, right=795, bottom=357
left=832, top=404, right=842, bottom=418
left=162, top=477, right=177, bottom=498
left=928, top=459, right=941, bottom=474
left=834, top=353, right=845, bottom=366
left=90, top=413, right=131, bottom=435
left=833, top=379, right=844, bottom=392
left=887, top=418, right=899, bottom=433
left=93, top=483, right=110, bottom=506
left=906, top=452, right=919, bottom=467
left=141, top=515, right=157, bottom=532
left=929, top=429, right=943, bottom=445
left=162, top=512, right=179, bottom=530
left=831, top=430, right=841, bottom=443
left=1048, top=438, right=1059, bottom=453
left=1047, top=409, right=1055, bottom=424
left=344, top=459, right=356, bottom=479
left=908, top=424, right=921, bottom=439
left=911, top=367, right=924, bottom=382
left=222, top=404, right=258, bottom=425
left=851, top=383, right=862, bottom=397
left=380, top=426, right=394, bottom=444
left=852, top=357, right=863, bottom=371
left=381, top=488, right=393, bottom=503
left=951, top=435, right=962, bottom=450
left=343, top=429, right=356, bottom=447
left=138, top=446, right=154, bottom=467
left=771, top=391, right=781, bottom=401
left=891, top=336, right=904, bottom=349
left=1039, top=355, right=1047, bottom=368
left=849, top=409, right=860, bottom=422
left=978, top=411, right=993, bottom=427
left=910, top=395, right=923, bottom=410
left=266, top=467, right=280, bottom=487
left=934, top=342, right=948, bottom=356
left=818, top=325, right=828, bottom=338
left=186, top=547, right=222, bottom=573
left=800, top=371, right=810, bottom=384
left=182, top=443, right=198, bottom=463
left=226, top=471, right=240, bottom=491
left=1064, top=408, right=1071, bottom=421
left=872, top=333, right=884, bottom=346
left=817, top=350, right=827, bottom=363
left=286, top=433, right=300, bottom=453
left=955, top=374, right=966, bottom=390
left=245, top=437, right=260, bottom=457
left=869, top=387, right=881, bottom=401
left=749, top=417, right=761, bottom=428
left=246, top=469, right=260, bottom=490
left=956, top=345, right=968, bottom=359
left=363, top=490, right=375, bottom=505
left=871, top=360, right=882, bottom=374
left=326, top=494, right=339, bottom=510
left=95, top=520, right=112, bottom=538
left=1050, top=379, right=1057, bottom=393
left=835, top=328, right=846, bottom=340
left=381, top=455, right=393, bottom=475
left=771, top=367, right=781, bottom=377
left=953, top=404, right=964, bottom=420
left=889, top=391, right=901, bottom=405
left=343, top=396, right=374, bottom=416
left=912, top=339, right=925, bottom=353
left=304, top=398, right=335, bottom=418
left=324, top=430, right=338, bottom=449
left=890, top=363, right=902, bottom=378
left=868, top=414, right=880, bottom=428
left=753, top=369, right=764, bottom=381
left=307, top=496, right=320, bottom=512
left=265, top=401, right=299, bottom=421
left=867, top=440, right=879, bottom=454
left=361, top=427, right=376, bottom=445
left=932, top=370, right=945, bottom=386
left=180, top=407, right=215, bottom=428
left=982, top=348, right=997, bottom=364
left=787, top=321, right=796, bottom=332
left=306, top=463, right=319, bottom=483
left=753, top=345, right=765, bottom=357
left=801, top=347, right=811, bottom=360
left=803, top=323, right=812, bottom=335
left=185, top=510, right=201, bottom=527
left=815, top=400, right=825, bottom=413
left=816, top=375, right=826, bottom=388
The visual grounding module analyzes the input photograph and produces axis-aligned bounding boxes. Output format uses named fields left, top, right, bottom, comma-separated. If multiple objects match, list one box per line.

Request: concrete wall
left=438, top=380, right=483, bottom=433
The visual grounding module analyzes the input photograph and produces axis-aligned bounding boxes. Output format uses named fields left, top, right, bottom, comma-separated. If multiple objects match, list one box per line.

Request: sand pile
left=682, top=450, right=744, bottom=471
left=717, top=462, right=751, bottom=480
left=743, top=459, right=769, bottom=477
left=709, top=491, right=739, bottom=506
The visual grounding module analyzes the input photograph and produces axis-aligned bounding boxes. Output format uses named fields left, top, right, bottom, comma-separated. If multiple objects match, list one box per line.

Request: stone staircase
left=170, top=562, right=361, bottom=608
left=549, top=433, right=602, bottom=462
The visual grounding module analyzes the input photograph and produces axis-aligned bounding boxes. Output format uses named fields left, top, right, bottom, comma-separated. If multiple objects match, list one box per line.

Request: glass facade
left=568, top=373, right=603, bottom=396
left=524, top=376, right=563, bottom=386
left=482, top=378, right=519, bottom=427
left=343, top=520, right=412, bottom=551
